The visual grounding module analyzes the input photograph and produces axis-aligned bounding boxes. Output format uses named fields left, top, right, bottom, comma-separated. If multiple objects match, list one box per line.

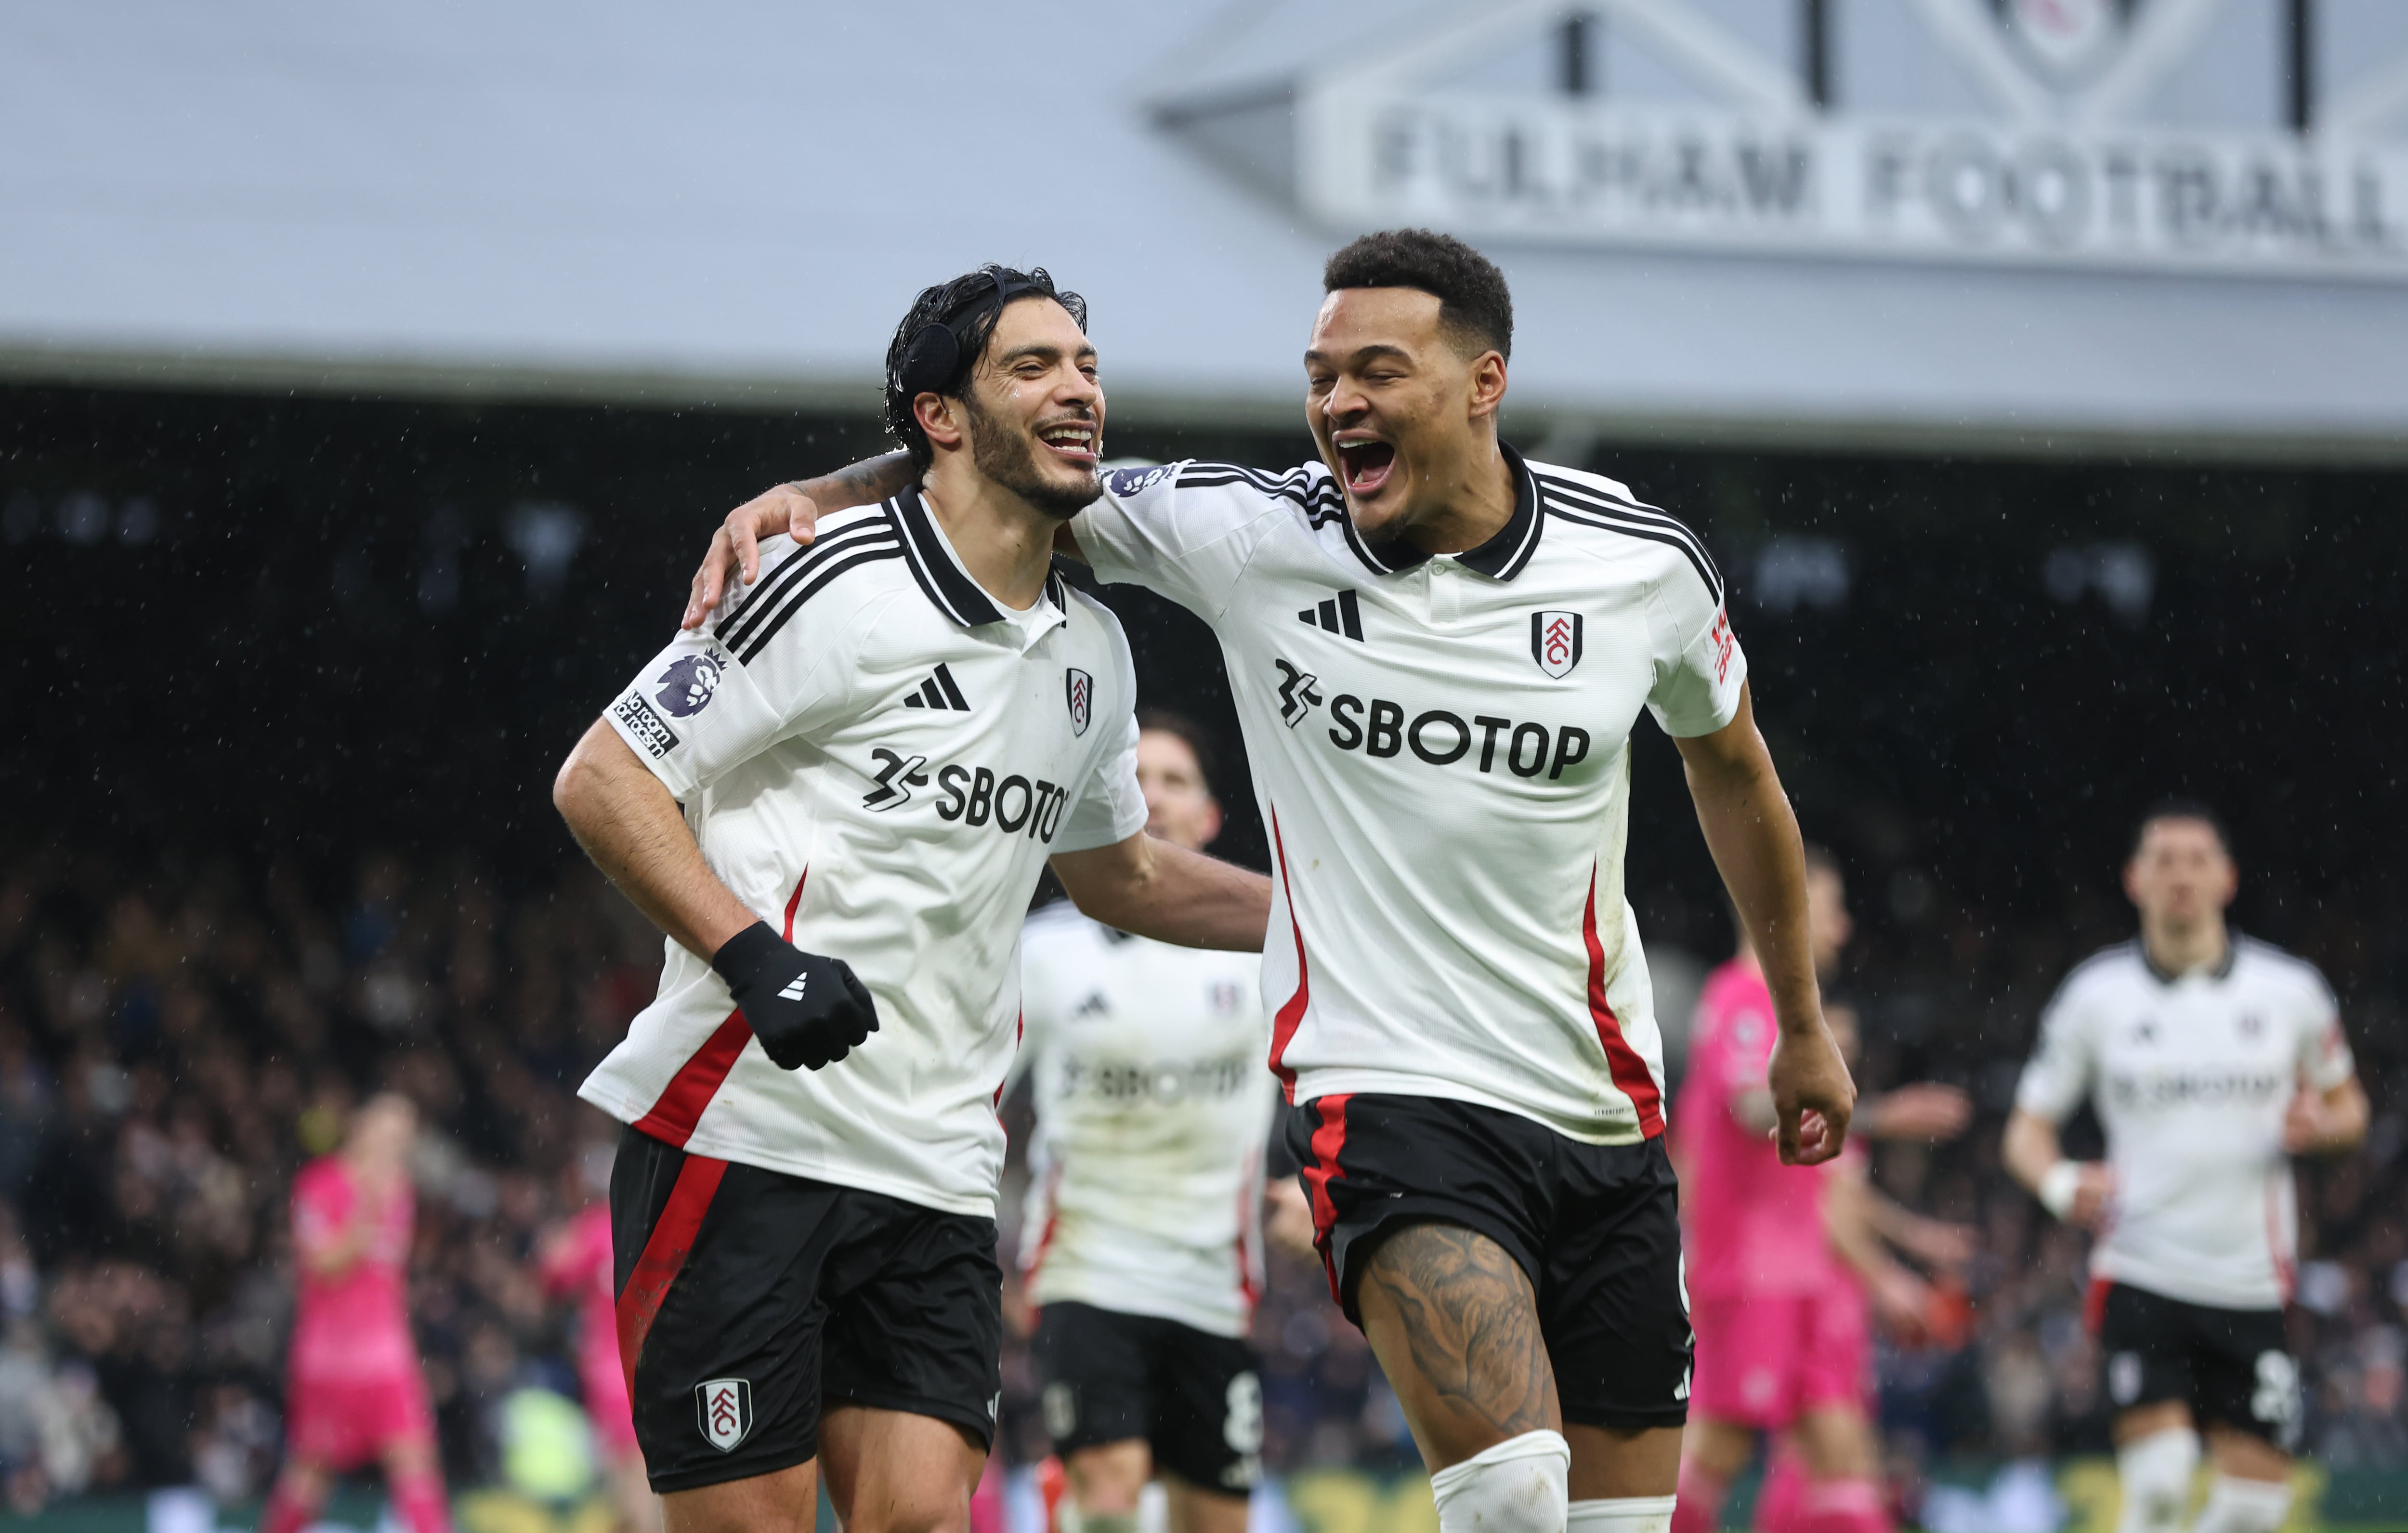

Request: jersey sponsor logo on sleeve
left=1066, top=668, right=1093, bottom=736
left=695, top=1377, right=752, bottom=1452
left=654, top=651, right=727, bottom=718
left=1710, top=606, right=1737, bottom=682
left=611, top=692, right=681, bottom=758
left=1273, top=659, right=1324, bottom=726
left=1531, top=610, right=1584, bottom=678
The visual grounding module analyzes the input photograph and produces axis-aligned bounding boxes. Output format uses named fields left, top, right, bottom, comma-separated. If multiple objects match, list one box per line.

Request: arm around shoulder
left=1049, top=832, right=1271, bottom=952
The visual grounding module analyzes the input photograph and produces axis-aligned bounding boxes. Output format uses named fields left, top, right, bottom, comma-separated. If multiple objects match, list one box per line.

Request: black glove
left=711, top=921, right=880, bottom=1071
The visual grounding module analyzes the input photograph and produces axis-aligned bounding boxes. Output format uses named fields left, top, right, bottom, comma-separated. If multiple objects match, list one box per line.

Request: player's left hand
left=683, top=485, right=824, bottom=629
left=1767, top=1018, right=1856, bottom=1166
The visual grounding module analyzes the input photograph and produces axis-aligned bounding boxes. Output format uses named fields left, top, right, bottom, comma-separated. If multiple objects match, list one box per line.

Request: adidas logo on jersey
left=777, top=975, right=808, bottom=1002
left=1296, top=588, right=1365, bottom=641
left=901, top=663, right=970, bottom=711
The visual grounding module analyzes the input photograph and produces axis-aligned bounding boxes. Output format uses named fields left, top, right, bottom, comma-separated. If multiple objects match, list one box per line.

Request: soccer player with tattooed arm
left=553, top=264, right=1269, bottom=1533
left=685, top=230, right=1855, bottom=1533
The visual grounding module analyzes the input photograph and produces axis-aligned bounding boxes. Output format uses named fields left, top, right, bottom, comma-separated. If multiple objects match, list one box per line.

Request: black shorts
left=609, top=1126, right=1003, bottom=1493
left=1032, top=1302, right=1262, bottom=1496
left=2095, top=1281, right=2300, bottom=1450
left=1284, top=1092, right=1690, bottom=1430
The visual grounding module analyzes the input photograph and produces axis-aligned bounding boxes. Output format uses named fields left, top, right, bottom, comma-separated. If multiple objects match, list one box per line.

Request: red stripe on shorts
left=1265, top=807, right=1312, bottom=1103
left=631, top=869, right=810, bottom=1146
left=614, top=1151, right=728, bottom=1397
left=1583, top=862, right=1664, bottom=1138
left=1299, top=1093, right=1352, bottom=1304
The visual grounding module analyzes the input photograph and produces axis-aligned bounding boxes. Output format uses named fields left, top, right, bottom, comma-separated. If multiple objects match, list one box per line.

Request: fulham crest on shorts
left=696, top=1377, right=752, bottom=1451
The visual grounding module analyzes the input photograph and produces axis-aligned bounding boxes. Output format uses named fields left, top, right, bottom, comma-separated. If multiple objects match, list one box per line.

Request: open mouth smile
left=1334, top=432, right=1396, bottom=496
left=1037, top=420, right=1098, bottom=467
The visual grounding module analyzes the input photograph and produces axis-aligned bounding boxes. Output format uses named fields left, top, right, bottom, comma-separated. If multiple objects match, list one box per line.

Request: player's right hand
left=1767, top=1019, right=1856, bottom=1166
left=2064, top=1164, right=2115, bottom=1230
left=710, top=921, right=879, bottom=1071
left=682, top=485, right=826, bottom=629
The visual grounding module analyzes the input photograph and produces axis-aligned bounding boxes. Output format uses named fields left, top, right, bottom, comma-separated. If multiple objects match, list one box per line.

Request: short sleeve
left=1073, top=462, right=1290, bottom=622
left=2294, top=967, right=2356, bottom=1091
left=2015, top=979, right=2097, bottom=1123
left=602, top=535, right=891, bottom=798
left=1644, top=558, right=1748, bottom=739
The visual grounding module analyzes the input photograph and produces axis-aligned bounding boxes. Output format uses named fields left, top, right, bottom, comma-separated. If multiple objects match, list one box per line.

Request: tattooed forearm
left=1359, top=1222, right=1555, bottom=1440
left=788, top=451, right=915, bottom=509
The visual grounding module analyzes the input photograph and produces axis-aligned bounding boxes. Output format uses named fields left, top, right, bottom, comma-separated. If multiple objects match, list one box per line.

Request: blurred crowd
left=0, top=842, right=2401, bottom=1517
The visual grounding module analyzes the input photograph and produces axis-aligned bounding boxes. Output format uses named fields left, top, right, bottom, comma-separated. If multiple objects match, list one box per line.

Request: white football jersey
left=1072, top=447, right=1746, bottom=1146
left=579, top=489, right=1148, bottom=1218
left=1012, top=904, right=1272, bottom=1337
left=2016, top=937, right=2356, bottom=1309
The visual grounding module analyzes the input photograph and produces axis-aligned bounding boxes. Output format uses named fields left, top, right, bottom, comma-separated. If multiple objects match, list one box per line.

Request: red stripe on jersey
left=2082, top=1276, right=2111, bottom=1336
left=1265, top=808, right=1312, bottom=1103
left=613, top=1150, right=728, bottom=1397
left=1299, top=1093, right=1352, bottom=1304
left=2265, top=1179, right=2294, bottom=1302
left=995, top=1011, right=1023, bottom=1109
left=630, top=869, right=810, bottom=1147
left=1583, top=862, right=1664, bottom=1138
left=1235, top=1144, right=1263, bottom=1321
left=1021, top=1161, right=1064, bottom=1284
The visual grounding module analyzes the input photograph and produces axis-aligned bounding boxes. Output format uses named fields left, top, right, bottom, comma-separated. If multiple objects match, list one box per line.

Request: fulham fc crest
left=1531, top=611, right=1583, bottom=679
left=696, top=1378, right=752, bottom=1452
left=1065, top=668, right=1093, bottom=736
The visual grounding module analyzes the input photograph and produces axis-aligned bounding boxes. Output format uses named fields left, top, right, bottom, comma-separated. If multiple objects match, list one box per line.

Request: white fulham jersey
left=1012, top=904, right=1271, bottom=1337
left=2016, top=936, right=2356, bottom=1310
left=580, top=487, right=1148, bottom=1218
left=1073, top=447, right=1745, bottom=1145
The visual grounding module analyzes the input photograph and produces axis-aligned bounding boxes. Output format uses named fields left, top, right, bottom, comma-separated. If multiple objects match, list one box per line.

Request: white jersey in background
left=1014, top=904, right=1271, bottom=1338
left=2015, top=936, right=2356, bottom=1310
left=1073, top=448, right=1746, bottom=1145
left=580, top=488, right=1149, bottom=1217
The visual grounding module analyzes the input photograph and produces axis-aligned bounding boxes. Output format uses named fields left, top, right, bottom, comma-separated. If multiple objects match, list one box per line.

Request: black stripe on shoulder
left=1535, top=474, right=1724, bottom=593
left=1543, top=498, right=1723, bottom=604
left=1177, top=462, right=1348, bottom=527
left=733, top=547, right=905, bottom=664
left=714, top=516, right=899, bottom=651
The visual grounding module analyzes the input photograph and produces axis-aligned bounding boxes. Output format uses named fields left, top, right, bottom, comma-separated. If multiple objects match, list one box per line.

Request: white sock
left=2188, top=1475, right=2292, bottom=1533
left=1566, top=1495, right=1678, bottom=1533
left=1430, top=1430, right=1572, bottom=1533
left=2115, top=1428, right=2201, bottom=1533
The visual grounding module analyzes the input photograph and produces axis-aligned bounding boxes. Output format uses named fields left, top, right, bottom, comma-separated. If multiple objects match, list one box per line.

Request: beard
left=965, top=394, right=1102, bottom=520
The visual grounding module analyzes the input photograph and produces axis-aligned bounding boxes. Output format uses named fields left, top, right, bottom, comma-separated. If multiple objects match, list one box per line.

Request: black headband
left=895, top=271, right=1046, bottom=399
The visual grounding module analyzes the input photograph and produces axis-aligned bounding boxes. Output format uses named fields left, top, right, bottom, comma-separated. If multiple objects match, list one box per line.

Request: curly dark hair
left=1322, top=229, right=1512, bottom=362
left=883, top=264, right=1088, bottom=470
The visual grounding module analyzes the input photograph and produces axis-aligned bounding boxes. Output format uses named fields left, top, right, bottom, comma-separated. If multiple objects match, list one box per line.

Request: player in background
left=1015, top=712, right=1283, bottom=1533
left=2005, top=803, right=2367, bottom=1533
left=1675, top=850, right=1971, bottom=1533
left=553, top=266, right=1270, bottom=1533
left=681, top=230, right=1857, bottom=1533
left=263, top=1094, right=451, bottom=1533
left=537, top=1139, right=659, bottom=1533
